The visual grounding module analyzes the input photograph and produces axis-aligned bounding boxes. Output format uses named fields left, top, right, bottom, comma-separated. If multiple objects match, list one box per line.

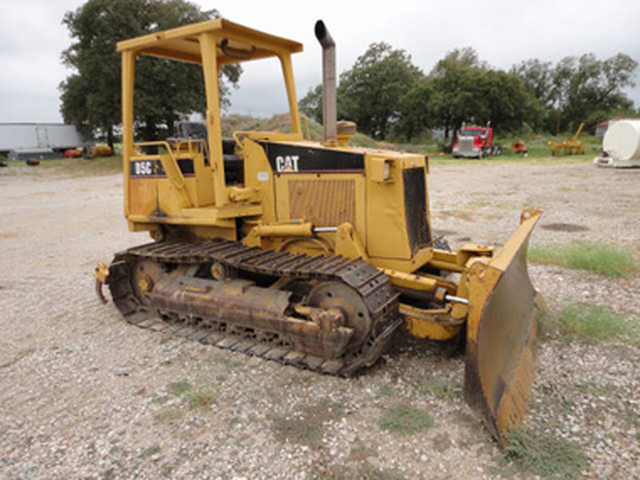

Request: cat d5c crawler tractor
left=95, top=19, right=544, bottom=445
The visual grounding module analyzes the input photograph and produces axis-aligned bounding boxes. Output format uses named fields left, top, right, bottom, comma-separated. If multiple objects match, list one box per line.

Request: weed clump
left=505, top=428, right=588, bottom=479
left=271, top=401, right=344, bottom=447
left=416, top=378, right=461, bottom=399
left=378, top=404, right=434, bottom=435
left=139, top=444, right=161, bottom=458
left=185, top=391, right=215, bottom=409
left=541, top=302, right=637, bottom=344
left=529, top=242, right=637, bottom=277
left=167, top=380, right=191, bottom=396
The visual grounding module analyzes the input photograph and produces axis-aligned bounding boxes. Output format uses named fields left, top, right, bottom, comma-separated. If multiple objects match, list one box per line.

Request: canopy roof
left=116, top=18, right=303, bottom=66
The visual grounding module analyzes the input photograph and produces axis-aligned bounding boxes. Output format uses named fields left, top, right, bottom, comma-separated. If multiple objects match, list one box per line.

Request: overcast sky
left=1, top=0, right=639, bottom=122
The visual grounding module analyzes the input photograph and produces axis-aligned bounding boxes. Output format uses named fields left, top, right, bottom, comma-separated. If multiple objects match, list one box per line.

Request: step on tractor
left=94, top=19, right=544, bottom=445
left=452, top=123, right=502, bottom=159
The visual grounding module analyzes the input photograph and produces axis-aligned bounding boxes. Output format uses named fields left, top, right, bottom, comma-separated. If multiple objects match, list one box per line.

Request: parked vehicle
left=452, top=123, right=502, bottom=159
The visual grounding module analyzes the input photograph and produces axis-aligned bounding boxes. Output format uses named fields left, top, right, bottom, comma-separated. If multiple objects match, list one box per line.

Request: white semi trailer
left=0, top=123, right=85, bottom=160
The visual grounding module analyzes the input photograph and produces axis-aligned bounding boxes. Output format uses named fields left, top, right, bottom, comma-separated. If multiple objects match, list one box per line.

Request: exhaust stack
left=315, top=20, right=337, bottom=145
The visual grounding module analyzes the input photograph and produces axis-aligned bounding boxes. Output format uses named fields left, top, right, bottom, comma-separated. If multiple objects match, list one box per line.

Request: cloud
left=0, top=0, right=638, bottom=122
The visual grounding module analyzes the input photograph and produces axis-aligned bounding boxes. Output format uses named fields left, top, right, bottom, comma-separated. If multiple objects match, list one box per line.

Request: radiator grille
left=403, top=167, right=432, bottom=252
left=459, top=137, right=475, bottom=153
left=288, top=179, right=356, bottom=227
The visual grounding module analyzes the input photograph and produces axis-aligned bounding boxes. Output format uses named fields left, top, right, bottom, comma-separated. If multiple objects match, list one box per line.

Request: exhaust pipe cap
left=315, top=20, right=335, bottom=47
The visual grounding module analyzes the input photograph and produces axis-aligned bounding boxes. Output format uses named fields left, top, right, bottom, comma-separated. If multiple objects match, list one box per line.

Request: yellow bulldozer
left=95, top=19, right=544, bottom=445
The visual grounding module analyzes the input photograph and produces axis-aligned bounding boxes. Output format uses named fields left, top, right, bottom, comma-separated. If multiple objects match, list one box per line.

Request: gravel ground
left=0, top=160, right=638, bottom=479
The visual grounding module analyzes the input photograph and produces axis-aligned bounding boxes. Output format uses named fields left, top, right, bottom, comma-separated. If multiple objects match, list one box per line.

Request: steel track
left=107, top=240, right=401, bottom=376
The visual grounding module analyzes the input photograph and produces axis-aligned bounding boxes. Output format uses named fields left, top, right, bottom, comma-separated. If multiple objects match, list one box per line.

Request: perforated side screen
left=288, top=179, right=356, bottom=227
left=403, top=167, right=432, bottom=252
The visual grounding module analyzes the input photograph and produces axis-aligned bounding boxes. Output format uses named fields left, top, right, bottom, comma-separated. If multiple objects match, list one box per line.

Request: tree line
left=60, top=0, right=637, bottom=147
left=300, top=44, right=638, bottom=143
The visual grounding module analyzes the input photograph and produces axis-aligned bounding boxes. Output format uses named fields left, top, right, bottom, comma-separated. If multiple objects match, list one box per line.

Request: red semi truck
left=452, top=123, right=502, bottom=159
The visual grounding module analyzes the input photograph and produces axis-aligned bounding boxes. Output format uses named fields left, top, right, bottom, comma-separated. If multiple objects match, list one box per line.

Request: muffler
left=315, top=20, right=337, bottom=145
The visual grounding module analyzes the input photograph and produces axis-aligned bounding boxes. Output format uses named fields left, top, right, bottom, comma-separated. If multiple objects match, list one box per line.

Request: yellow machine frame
left=118, top=19, right=302, bottom=218
left=109, top=19, right=545, bottom=445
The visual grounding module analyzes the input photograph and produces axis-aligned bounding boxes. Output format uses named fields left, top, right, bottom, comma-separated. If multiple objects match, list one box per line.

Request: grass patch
left=185, top=391, right=215, bottom=409
left=139, top=444, right=161, bottom=459
left=504, top=428, right=588, bottom=479
left=542, top=302, right=637, bottom=344
left=167, top=380, right=191, bottom=396
left=574, top=381, right=618, bottom=398
left=529, top=242, right=637, bottom=277
left=271, top=401, right=344, bottom=447
left=164, top=380, right=215, bottom=410
left=211, top=354, right=245, bottom=369
left=378, top=404, right=434, bottom=436
left=416, top=378, right=461, bottom=399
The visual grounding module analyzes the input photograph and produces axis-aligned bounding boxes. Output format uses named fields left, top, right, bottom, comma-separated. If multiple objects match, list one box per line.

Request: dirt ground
left=0, top=160, right=638, bottom=479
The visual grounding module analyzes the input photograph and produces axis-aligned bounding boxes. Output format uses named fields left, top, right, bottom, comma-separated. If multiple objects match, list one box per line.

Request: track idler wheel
left=306, top=281, right=373, bottom=355
left=131, top=259, right=166, bottom=305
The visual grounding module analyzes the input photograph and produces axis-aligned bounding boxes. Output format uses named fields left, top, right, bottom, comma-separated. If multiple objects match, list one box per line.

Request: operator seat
left=173, top=121, right=244, bottom=185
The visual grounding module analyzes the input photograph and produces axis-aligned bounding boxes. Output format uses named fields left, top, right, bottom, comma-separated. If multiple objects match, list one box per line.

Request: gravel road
left=0, top=160, right=638, bottom=479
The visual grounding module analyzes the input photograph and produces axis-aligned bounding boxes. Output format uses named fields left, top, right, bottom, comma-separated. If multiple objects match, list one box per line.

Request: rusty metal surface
left=464, top=211, right=542, bottom=445
left=149, top=276, right=354, bottom=359
left=107, top=240, right=401, bottom=376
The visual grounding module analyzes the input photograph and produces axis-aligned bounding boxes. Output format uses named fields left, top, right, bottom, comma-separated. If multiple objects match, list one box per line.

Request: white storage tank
left=595, top=119, right=640, bottom=168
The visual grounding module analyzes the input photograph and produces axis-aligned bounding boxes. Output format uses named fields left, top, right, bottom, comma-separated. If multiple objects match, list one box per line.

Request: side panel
left=288, top=178, right=356, bottom=227
left=365, top=155, right=430, bottom=261
left=274, top=173, right=366, bottom=238
left=126, top=153, right=209, bottom=219
left=242, top=138, right=278, bottom=224
left=129, top=177, right=158, bottom=217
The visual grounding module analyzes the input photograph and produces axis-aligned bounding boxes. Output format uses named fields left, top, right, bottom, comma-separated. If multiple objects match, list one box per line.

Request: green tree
left=481, top=69, right=539, bottom=134
left=510, top=59, right=554, bottom=130
left=298, top=85, right=322, bottom=124
left=513, top=53, right=637, bottom=133
left=558, top=53, right=636, bottom=132
left=511, top=59, right=555, bottom=108
left=430, top=47, right=487, bottom=76
left=395, top=48, right=537, bottom=146
left=426, top=48, right=490, bottom=142
left=423, top=48, right=539, bottom=144
left=395, top=78, right=435, bottom=141
left=60, top=0, right=241, bottom=148
left=338, top=43, right=422, bottom=139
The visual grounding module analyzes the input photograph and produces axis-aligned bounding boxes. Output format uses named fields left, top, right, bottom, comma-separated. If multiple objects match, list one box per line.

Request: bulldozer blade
left=464, top=209, right=544, bottom=446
